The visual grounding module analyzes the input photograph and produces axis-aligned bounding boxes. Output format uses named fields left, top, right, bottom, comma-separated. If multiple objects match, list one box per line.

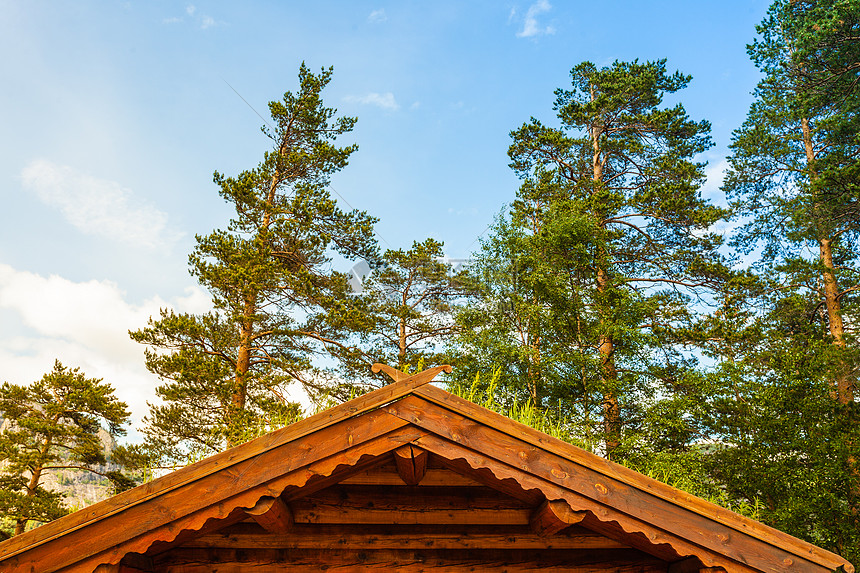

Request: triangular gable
left=0, top=365, right=852, bottom=573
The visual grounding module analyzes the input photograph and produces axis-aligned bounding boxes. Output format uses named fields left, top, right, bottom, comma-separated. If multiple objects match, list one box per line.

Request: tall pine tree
left=340, top=239, right=469, bottom=379
left=719, top=0, right=860, bottom=559
left=132, top=64, right=378, bottom=461
left=462, top=60, right=728, bottom=459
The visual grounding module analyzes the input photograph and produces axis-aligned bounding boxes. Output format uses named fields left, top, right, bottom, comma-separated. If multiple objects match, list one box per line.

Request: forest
left=1, top=0, right=858, bottom=565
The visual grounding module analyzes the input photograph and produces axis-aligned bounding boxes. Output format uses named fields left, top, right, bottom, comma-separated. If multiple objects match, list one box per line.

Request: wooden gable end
left=0, top=365, right=852, bottom=573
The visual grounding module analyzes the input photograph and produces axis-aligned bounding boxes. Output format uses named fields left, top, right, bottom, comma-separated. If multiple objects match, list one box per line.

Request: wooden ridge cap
left=410, top=384, right=853, bottom=572
left=0, top=364, right=450, bottom=560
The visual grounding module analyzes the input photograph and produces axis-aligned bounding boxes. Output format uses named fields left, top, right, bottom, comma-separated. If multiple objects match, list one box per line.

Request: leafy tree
left=703, top=286, right=860, bottom=561
left=0, top=361, right=131, bottom=536
left=462, top=60, right=728, bottom=459
left=131, top=64, right=378, bottom=462
left=456, top=212, right=558, bottom=408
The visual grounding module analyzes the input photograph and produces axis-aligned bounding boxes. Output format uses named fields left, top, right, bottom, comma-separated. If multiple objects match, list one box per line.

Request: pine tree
left=0, top=361, right=131, bottom=536
left=131, top=64, right=378, bottom=461
left=465, top=60, right=728, bottom=459
left=718, top=0, right=860, bottom=559
left=725, top=0, right=860, bottom=407
left=338, top=239, right=469, bottom=381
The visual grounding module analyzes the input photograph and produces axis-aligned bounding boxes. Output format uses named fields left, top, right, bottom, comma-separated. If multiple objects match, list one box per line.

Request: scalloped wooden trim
left=19, top=426, right=427, bottom=573
left=410, top=432, right=756, bottom=573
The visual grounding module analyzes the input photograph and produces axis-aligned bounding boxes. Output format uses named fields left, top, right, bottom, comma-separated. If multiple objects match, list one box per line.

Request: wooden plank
left=155, top=547, right=667, bottom=573
left=181, top=524, right=630, bottom=550
left=393, top=444, right=428, bottom=485
left=93, top=564, right=150, bottom=573
left=668, top=556, right=728, bottom=573
left=530, top=499, right=586, bottom=536
left=291, top=485, right=532, bottom=526
left=390, top=395, right=828, bottom=573
left=246, top=496, right=293, bottom=534
left=0, top=365, right=449, bottom=564
left=18, top=424, right=426, bottom=573
left=412, top=384, right=852, bottom=573
left=339, top=466, right=482, bottom=486
left=432, top=456, right=544, bottom=505
left=292, top=506, right=530, bottom=526
left=408, top=431, right=757, bottom=573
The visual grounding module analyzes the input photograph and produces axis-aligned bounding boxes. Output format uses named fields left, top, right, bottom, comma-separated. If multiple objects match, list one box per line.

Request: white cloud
left=20, top=159, right=181, bottom=249
left=163, top=16, right=182, bottom=24
left=186, top=4, right=196, bottom=16
left=0, top=264, right=211, bottom=434
left=200, top=15, right=216, bottom=29
left=367, top=9, right=387, bottom=23
left=344, top=92, right=400, bottom=111
left=517, top=0, right=555, bottom=38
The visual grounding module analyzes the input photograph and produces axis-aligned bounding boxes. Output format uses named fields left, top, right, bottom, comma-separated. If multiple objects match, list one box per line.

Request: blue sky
left=0, top=0, right=770, bottom=432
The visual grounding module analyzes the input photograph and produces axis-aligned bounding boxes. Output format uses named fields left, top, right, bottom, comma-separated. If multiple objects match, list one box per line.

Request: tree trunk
left=801, top=116, right=858, bottom=522
left=801, top=118, right=852, bottom=403
left=14, top=438, right=51, bottom=536
left=398, top=315, right=407, bottom=373
left=229, top=297, right=255, bottom=447
left=590, top=87, right=620, bottom=458
left=819, top=238, right=853, bottom=403
left=597, top=265, right=620, bottom=457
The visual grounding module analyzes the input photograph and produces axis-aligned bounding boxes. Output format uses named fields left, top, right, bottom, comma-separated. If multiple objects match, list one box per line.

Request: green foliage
left=458, top=59, right=730, bottom=459
left=339, top=238, right=473, bottom=383
left=446, top=371, right=763, bottom=521
left=131, top=64, right=378, bottom=463
left=715, top=0, right=859, bottom=562
left=0, top=361, right=131, bottom=536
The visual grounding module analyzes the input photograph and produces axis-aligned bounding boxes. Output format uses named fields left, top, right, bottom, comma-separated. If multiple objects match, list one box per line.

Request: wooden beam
left=393, top=445, right=428, bottom=485
left=340, top=466, right=482, bottom=486
left=154, top=547, right=667, bottom=573
left=291, top=485, right=532, bottom=526
left=246, top=496, right=293, bottom=534
left=182, top=524, right=630, bottom=550
left=669, top=557, right=728, bottom=573
left=530, top=499, right=586, bottom=536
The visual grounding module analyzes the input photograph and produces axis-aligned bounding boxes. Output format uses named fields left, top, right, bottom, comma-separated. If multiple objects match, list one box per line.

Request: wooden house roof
left=0, top=364, right=853, bottom=573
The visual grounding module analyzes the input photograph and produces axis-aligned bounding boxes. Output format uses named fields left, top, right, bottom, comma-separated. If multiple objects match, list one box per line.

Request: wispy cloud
left=162, top=5, right=220, bottom=29
left=517, top=0, right=555, bottom=38
left=367, top=9, right=387, bottom=23
left=344, top=92, right=400, bottom=111
left=20, top=159, right=181, bottom=249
